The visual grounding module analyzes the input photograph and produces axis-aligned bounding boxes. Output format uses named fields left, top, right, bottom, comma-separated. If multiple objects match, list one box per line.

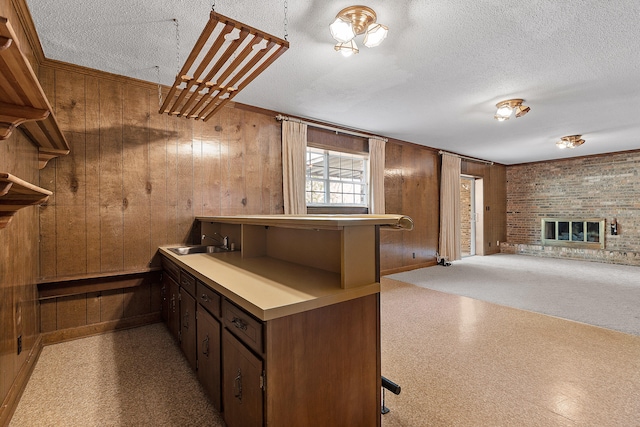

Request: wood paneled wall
left=381, top=140, right=440, bottom=273
left=37, top=65, right=284, bottom=280
left=0, top=1, right=44, bottom=423
left=462, top=161, right=507, bottom=255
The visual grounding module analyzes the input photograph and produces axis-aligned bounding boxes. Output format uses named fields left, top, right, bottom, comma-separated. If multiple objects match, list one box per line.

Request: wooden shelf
left=0, top=172, right=52, bottom=229
left=0, top=16, right=69, bottom=169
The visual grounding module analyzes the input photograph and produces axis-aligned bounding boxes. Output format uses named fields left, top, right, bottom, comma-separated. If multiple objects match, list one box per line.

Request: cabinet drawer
left=180, top=270, right=196, bottom=297
left=161, top=256, right=179, bottom=282
left=197, top=281, right=221, bottom=318
left=222, top=299, right=263, bottom=354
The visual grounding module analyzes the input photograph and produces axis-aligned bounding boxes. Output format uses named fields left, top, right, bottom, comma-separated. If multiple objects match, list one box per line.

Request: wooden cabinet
left=197, top=306, right=221, bottom=412
left=159, top=215, right=413, bottom=426
left=222, top=299, right=263, bottom=355
left=180, top=287, right=197, bottom=371
left=222, top=328, right=264, bottom=427
left=161, top=257, right=181, bottom=342
left=166, top=275, right=180, bottom=342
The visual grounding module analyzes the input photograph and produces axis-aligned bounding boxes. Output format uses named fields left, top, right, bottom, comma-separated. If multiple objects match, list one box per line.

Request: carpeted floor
left=387, top=253, right=640, bottom=336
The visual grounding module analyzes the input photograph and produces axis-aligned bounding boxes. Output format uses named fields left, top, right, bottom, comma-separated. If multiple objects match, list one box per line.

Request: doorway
left=460, top=176, right=482, bottom=257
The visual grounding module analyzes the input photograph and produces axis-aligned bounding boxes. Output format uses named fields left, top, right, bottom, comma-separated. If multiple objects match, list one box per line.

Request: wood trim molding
left=41, top=313, right=161, bottom=345
left=38, top=270, right=162, bottom=299
left=381, top=260, right=437, bottom=276
left=0, top=334, right=43, bottom=427
left=10, top=0, right=45, bottom=64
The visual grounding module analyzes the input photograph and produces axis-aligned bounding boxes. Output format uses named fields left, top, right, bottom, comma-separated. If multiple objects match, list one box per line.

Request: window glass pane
left=558, top=222, right=570, bottom=240
left=305, top=147, right=368, bottom=207
left=544, top=221, right=556, bottom=239
left=571, top=222, right=584, bottom=241
left=587, top=222, right=600, bottom=242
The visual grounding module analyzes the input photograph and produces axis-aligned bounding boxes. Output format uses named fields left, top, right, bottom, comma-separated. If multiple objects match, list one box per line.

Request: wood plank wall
left=37, top=65, right=284, bottom=280
left=462, top=161, right=507, bottom=255
left=0, top=1, right=42, bottom=423
left=381, top=140, right=441, bottom=273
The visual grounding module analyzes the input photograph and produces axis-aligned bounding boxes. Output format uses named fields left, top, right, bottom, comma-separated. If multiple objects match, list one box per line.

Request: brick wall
left=503, top=150, right=640, bottom=266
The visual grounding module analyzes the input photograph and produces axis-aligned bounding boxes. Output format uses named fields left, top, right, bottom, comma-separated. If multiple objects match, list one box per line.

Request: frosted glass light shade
left=334, top=40, right=359, bottom=57
left=364, top=23, right=388, bottom=47
left=495, top=105, right=513, bottom=119
left=330, top=17, right=356, bottom=43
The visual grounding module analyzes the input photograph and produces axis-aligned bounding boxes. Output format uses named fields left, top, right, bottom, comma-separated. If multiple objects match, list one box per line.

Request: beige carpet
left=388, top=254, right=640, bottom=336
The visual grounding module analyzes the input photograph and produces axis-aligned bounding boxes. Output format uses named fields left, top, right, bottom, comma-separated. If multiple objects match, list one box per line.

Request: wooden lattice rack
left=159, top=11, right=289, bottom=121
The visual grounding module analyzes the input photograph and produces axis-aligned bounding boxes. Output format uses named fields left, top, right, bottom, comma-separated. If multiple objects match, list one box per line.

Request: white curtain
left=368, top=138, right=386, bottom=214
left=281, top=120, right=307, bottom=214
left=438, top=153, right=461, bottom=262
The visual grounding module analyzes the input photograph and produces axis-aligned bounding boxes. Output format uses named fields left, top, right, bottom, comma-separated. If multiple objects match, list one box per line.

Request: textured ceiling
left=25, top=0, right=640, bottom=164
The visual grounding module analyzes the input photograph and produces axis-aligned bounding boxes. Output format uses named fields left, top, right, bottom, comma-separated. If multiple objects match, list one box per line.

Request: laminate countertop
left=159, top=248, right=380, bottom=321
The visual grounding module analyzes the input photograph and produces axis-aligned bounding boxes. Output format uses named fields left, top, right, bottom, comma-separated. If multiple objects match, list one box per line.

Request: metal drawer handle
left=234, top=369, right=243, bottom=402
left=202, top=335, right=209, bottom=357
left=231, top=316, right=248, bottom=331
left=201, top=293, right=210, bottom=303
left=183, top=310, right=189, bottom=329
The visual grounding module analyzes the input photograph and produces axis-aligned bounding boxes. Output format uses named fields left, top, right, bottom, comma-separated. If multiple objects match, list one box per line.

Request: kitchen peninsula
left=158, top=214, right=412, bottom=427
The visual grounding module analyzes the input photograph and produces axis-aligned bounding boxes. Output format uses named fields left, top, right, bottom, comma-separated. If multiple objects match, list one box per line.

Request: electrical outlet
left=412, top=252, right=416, bottom=259
left=17, top=335, right=22, bottom=355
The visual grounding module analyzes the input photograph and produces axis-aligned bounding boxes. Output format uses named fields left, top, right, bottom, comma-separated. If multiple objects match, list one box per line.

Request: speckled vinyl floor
left=9, top=323, right=224, bottom=427
left=380, top=278, right=640, bottom=427
left=10, top=279, right=640, bottom=426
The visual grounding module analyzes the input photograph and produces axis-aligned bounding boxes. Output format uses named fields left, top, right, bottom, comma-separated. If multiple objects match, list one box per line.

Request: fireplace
left=541, top=218, right=605, bottom=249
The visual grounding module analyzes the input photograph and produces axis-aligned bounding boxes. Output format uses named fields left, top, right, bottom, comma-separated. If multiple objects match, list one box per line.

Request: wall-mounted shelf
left=0, top=172, right=52, bottom=229
left=0, top=16, right=69, bottom=169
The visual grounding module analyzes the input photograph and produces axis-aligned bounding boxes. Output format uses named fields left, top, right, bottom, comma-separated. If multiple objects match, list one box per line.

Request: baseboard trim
left=42, top=312, right=161, bottom=345
left=381, top=260, right=436, bottom=276
left=0, top=335, right=43, bottom=427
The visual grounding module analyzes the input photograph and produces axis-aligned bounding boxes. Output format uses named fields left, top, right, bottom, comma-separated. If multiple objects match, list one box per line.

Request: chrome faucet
left=202, top=232, right=229, bottom=250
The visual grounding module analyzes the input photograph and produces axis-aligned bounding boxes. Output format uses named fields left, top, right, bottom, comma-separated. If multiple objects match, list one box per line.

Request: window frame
left=541, top=218, right=605, bottom=249
left=305, top=146, right=370, bottom=210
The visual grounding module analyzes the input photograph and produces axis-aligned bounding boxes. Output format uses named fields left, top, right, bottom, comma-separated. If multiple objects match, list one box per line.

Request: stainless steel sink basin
left=167, top=245, right=233, bottom=255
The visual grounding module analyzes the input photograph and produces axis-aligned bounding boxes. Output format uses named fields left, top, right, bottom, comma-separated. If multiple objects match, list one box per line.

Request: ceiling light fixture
left=494, top=98, right=530, bottom=122
left=329, top=5, right=388, bottom=57
left=556, top=135, right=585, bottom=149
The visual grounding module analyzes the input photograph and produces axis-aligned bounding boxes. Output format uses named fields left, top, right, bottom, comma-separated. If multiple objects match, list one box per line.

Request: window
left=305, top=147, right=368, bottom=207
left=541, top=218, right=605, bottom=249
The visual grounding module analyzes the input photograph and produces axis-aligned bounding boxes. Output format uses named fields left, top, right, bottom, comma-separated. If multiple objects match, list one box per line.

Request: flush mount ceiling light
left=556, top=135, right=585, bottom=149
left=494, top=98, right=530, bottom=122
left=329, top=5, right=388, bottom=57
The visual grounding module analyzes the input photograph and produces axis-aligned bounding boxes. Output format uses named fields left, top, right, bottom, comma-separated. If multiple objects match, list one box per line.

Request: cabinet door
left=197, top=307, right=221, bottom=411
left=180, top=288, right=197, bottom=371
left=160, top=274, right=169, bottom=322
left=222, top=329, right=263, bottom=427
left=167, top=275, right=180, bottom=342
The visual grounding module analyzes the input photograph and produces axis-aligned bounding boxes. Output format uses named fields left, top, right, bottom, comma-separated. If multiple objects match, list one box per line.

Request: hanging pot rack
left=159, top=10, right=289, bottom=121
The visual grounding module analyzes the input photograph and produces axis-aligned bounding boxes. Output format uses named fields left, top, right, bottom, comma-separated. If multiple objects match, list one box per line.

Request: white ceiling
left=25, top=0, right=640, bottom=164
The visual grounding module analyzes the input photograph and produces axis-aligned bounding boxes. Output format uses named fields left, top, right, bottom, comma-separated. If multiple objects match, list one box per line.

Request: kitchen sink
left=167, top=245, right=233, bottom=255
